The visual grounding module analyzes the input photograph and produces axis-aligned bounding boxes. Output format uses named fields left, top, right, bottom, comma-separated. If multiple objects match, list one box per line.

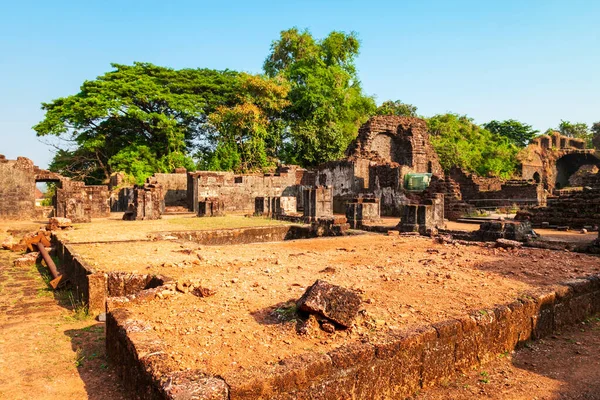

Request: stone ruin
left=398, top=193, right=445, bottom=235
left=4, top=116, right=598, bottom=234
left=197, top=197, right=224, bottom=217
left=345, top=196, right=380, bottom=229
left=123, top=178, right=163, bottom=221
left=0, top=154, right=109, bottom=222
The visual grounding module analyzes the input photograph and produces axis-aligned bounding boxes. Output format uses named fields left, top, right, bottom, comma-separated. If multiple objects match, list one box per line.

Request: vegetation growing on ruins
left=427, top=114, right=519, bottom=179
left=34, top=28, right=595, bottom=184
left=374, top=100, right=418, bottom=117
left=482, top=119, right=539, bottom=148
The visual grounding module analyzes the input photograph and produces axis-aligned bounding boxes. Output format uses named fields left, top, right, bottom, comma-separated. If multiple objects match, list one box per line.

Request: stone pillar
left=346, top=197, right=380, bottom=229
left=303, top=186, right=333, bottom=222
left=198, top=197, right=224, bottom=217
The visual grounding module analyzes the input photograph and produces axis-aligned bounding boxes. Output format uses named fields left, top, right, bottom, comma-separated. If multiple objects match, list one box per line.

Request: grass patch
left=273, top=301, right=299, bottom=322
left=59, top=290, right=92, bottom=321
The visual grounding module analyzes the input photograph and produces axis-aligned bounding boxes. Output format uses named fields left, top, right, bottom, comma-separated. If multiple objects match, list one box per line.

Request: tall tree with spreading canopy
left=34, top=62, right=239, bottom=184
left=201, top=73, right=290, bottom=172
left=264, top=28, right=376, bottom=167
left=375, top=100, right=417, bottom=117
left=482, top=119, right=539, bottom=148
left=427, top=114, right=519, bottom=179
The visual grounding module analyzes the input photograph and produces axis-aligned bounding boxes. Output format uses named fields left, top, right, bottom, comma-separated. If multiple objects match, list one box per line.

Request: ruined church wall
left=152, top=173, right=188, bottom=207
left=190, top=168, right=310, bottom=214
left=0, top=156, right=36, bottom=220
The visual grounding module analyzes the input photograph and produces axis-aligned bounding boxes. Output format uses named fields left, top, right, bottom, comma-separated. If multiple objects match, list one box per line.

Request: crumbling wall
left=56, top=182, right=109, bottom=223
left=188, top=165, right=311, bottom=214
left=0, top=155, right=36, bottom=219
left=519, top=131, right=599, bottom=191
left=398, top=194, right=445, bottom=234
left=515, top=187, right=600, bottom=228
left=346, top=116, right=444, bottom=178
left=153, top=172, right=188, bottom=207
left=123, top=179, right=163, bottom=220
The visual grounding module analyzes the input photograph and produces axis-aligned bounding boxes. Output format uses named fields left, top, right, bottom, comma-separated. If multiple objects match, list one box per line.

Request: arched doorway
left=533, top=172, right=541, bottom=183
left=555, top=153, right=600, bottom=189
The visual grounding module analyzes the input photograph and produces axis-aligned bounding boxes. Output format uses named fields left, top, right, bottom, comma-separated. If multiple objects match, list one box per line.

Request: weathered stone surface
left=47, top=217, right=72, bottom=230
left=475, top=220, right=533, bottom=242
left=495, top=238, right=523, bottom=249
left=123, top=179, right=163, bottom=220
left=398, top=193, right=445, bottom=235
left=296, top=280, right=361, bottom=328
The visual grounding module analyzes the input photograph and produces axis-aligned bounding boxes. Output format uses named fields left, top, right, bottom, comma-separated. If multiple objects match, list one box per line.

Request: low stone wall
left=162, top=225, right=315, bottom=246
left=516, top=187, right=600, bottom=228
left=53, top=237, right=169, bottom=315
left=106, top=274, right=600, bottom=399
left=52, top=238, right=106, bottom=314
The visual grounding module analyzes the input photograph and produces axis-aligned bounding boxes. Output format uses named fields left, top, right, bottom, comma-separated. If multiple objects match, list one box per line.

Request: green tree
left=427, top=114, right=519, bottom=179
left=264, top=28, right=376, bottom=167
left=482, top=119, right=539, bottom=148
left=556, top=120, right=592, bottom=147
left=202, top=73, right=290, bottom=172
left=375, top=100, right=417, bottom=117
left=34, top=62, right=239, bottom=184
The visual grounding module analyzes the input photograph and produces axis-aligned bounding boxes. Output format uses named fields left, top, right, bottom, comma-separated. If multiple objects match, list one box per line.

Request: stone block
left=297, top=280, right=361, bottom=328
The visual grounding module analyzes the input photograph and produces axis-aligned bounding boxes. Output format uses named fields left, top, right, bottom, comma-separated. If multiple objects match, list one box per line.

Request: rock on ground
left=296, top=279, right=362, bottom=328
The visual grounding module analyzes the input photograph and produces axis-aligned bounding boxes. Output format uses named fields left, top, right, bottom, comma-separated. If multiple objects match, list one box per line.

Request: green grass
left=274, top=301, right=299, bottom=322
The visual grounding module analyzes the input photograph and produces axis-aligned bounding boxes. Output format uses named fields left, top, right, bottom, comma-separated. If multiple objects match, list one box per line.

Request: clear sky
left=1, top=0, right=598, bottom=168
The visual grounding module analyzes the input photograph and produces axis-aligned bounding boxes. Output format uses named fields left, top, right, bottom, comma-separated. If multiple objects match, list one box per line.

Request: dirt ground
left=3, top=217, right=600, bottom=399
left=100, top=234, right=600, bottom=378
left=414, top=315, right=600, bottom=400
left=0, top=250, right=128, bottom=400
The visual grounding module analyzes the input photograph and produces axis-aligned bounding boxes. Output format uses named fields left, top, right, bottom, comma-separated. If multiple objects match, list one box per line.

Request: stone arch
left=532, top=172, right=541, bottom=183
left=555, top=153, right=600, bottom=188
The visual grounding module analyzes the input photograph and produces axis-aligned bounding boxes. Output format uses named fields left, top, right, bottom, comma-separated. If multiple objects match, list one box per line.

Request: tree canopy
left=34, top=28, right=594, bottom=185
left=427, top=114, right=519, bottom=179
left=264, top=28, right=376, bottom=166
left=482, top=119, right=538, bottom=148
left=34, top=62, right=240, bottom=184
left=375, top=100, right=417, bottom=117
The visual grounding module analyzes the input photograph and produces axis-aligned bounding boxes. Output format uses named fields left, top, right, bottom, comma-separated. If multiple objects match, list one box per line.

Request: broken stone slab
left=47, top=217, right=72, bottom=230
left=495, top=239, right=522, bottom=249
left=296, top=280, right=362, bottom=328
left=13, top=252, right=40, bottom=267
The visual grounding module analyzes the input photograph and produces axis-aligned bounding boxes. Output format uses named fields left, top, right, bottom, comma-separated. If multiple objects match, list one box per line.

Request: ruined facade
left=315, top=116, right=445, bottom=216
left=0, top=154, right=109, bottom=222
left=187, top=165, right=314, bottom=215
left=519, top=131, right=600, bottom=191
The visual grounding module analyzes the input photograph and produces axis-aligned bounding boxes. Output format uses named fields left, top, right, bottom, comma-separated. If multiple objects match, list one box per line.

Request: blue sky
left=1, top=0, right=598, bottom=168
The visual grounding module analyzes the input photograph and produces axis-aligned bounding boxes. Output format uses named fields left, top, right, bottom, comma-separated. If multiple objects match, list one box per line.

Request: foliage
left=264, top=28, right=376, bottom=167
left=427, top=114, right=519, bottom=179
left=34, top=63, right=239, bottom=184
left=375, top=100, right=417, bottom=117
left=482, top=119, right=538, bottom=148
left=39, top=183, right=57, bottom=206
left=201, top=73, right=290, bottom=172
left=557, top=120, right=592, bottom=147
